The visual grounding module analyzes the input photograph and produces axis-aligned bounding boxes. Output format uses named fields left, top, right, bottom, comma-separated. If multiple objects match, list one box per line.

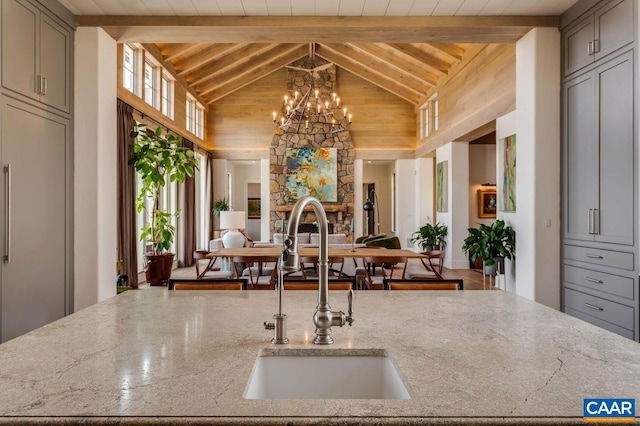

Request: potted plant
left=462, top=219, right=515, bottom=276
left=213, top=197, right=230, bottom=216
left=130, top=121, right=199, bottom=285
left=411, top=221, right=448, bottom=252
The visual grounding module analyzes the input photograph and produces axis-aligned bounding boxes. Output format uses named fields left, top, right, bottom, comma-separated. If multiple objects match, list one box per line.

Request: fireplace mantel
left=275, top=205, right=347, bottom=213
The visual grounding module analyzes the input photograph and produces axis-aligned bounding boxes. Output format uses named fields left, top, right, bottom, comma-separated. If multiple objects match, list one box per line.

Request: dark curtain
left=116, top=100, right=138, bottom=288
left=179, top=138, right=196, bottom=267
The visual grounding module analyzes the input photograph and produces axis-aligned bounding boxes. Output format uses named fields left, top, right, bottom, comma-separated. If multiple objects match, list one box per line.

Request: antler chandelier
left=272, top=45, right=352, bottom=135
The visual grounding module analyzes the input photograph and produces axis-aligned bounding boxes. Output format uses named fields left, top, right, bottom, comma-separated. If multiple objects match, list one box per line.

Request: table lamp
left=220, top=211, right=246, bottom=248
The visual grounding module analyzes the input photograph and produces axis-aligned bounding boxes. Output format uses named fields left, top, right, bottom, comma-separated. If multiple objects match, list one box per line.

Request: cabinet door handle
left=585, top=253, right=604, bottom=259
left=593, top=39, right=600, bottom=54
left=3, top=164, right=10, bottom=264
left=584, top=277, right=604, bottom=284
left=587, top=41, right=594, bottom=55
left=588, top=209, right=593, bottom=234
left=584, top=302, right=604, bottom=311
left=41, top=77, right=47, bottom=95
left=593, top=208, right=600, bottom=235
left=35, top=75, right=41, bottom=95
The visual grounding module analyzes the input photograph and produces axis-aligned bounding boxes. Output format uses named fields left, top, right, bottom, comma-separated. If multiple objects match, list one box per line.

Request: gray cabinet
left=563, top=0, right=634, bottom=76
left=0, top=96, right=70, bottom=342
left=1, top=0, right=71, bottom=113
left=0, top=0, right=72, bottom=343
left=563, top=51, right=634, bottom=246
left=561, top=0, right=637, bottom=341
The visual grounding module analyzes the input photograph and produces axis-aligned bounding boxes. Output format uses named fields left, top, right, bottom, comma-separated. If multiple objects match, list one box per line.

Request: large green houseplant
left=411, top=221, right=448, bottom=251
left=130, top=121, right=199, bottom=285
left=462, top=219, right=515, bottom=275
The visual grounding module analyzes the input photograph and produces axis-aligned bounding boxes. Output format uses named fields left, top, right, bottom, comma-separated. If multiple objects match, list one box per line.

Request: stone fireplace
left=269, top=57, right=354, bottom=240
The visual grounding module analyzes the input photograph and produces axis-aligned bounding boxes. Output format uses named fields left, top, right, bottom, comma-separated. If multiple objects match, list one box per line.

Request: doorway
left=362, top=182, right=377, bottom=235
left=246, top=181, right=261, bottom=241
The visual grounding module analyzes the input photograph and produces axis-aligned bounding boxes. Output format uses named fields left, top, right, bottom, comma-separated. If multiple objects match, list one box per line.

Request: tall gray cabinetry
left=561, top=0, right=638, bottom=340
left=0, top=0, right=72, bottom=342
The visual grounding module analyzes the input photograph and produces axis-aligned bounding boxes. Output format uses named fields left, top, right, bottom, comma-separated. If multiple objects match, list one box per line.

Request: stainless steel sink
left=244, top=349, right=411, bottom=399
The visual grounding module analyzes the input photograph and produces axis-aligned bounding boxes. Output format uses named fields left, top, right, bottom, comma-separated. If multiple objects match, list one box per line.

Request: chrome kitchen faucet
left=265, top=195, right=354, bottom=345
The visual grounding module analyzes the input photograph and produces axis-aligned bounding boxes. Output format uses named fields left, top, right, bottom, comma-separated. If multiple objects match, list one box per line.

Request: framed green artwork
left=436, top=161, right=448, bottom=213
left=499, top=134, right=516, bottom=212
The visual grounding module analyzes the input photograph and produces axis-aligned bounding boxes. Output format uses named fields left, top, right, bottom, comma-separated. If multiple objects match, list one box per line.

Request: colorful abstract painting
left=436, top=160, right=448, bottom=213
left=499, top=134, right=516, bottom=211
left=285, top=148, right=337, bottom=202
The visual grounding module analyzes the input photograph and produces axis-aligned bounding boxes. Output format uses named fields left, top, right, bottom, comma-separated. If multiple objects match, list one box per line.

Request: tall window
left=144, top=60, right=159, bottom=108
left=186, top=94, right=204, bottom=139
left=432, top=97, right=439, bottom=132
left=421, top=95, right=439, bottom=138
left=195, top=104, right=204, bottom=139
left=123, top=44, right=139, bottom=95
left=421, top=103, right=430, bottom=138
left=186, top=96, right=195, bottom=133
left=161, top=72, right=174, bottom=119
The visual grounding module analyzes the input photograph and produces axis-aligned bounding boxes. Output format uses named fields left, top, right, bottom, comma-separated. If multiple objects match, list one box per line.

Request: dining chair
left=282, top=278, right=356, bottom=290
left=232, top=255, right=279, bottom=289
left=350, top=246, right=386, bottom=289
left=298, top=255, right=346, bottom=278
left=168, top=278, right=249, bottom=290
left=383, top=278, right=463, bottom=290
left=420, top=250, right=445, bottom=279
left=363, top=254, right=408, bottom=290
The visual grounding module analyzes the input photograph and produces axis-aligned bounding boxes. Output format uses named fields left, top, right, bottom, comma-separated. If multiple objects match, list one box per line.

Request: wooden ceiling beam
left=203, top=44, right=308, bottom=103
left=314, top=45, right=421, bottom=105
left=175, top=43, right=242, bottom=76
left=428, top=43, right=467, bottom=61
left=181, top=44, right=274, bottom=84
left=350, top=43, right=440, bottom=85
left=157, top=43, right=204, bottom=62
left=320, top=43, right=431, bottom=95
left=386, top=43, right=452, bottom=74
left=191, top=43, right=287, bottom=89
left=76, top=15, right=559, bottom=43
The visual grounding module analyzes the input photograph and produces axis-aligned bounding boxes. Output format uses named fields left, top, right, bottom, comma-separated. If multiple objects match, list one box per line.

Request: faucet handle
left=346, top=289, right=355, bottom=326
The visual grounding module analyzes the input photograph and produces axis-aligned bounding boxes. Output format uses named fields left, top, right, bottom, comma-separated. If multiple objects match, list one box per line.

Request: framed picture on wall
left=499, top=134, right=516, bottom=211
left=436, top=161, right=448, bottom=213
left=478, top=189, right=497, bottom=218
left=247, top=198, right=261, bottom=219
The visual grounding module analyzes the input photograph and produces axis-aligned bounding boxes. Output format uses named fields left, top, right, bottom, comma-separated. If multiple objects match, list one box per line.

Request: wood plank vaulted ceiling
left=67, top=0, right=579, bottom=106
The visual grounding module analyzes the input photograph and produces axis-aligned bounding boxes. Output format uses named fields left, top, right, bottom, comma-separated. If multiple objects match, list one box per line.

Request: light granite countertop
left=0, top=289, right=639, bottom=425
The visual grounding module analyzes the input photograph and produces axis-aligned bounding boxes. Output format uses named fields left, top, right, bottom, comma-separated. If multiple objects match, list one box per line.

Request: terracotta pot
left=144, top=253, right=175, bottom=286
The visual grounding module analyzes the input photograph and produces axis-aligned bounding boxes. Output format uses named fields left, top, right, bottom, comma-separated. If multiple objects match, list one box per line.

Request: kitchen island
left=0, top=289, right=639, bottom=424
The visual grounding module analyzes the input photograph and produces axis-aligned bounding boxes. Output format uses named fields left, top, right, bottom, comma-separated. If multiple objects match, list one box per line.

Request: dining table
left=201, top=247, right=429, bottom=282
left=206, top=247, right=428, bottom=259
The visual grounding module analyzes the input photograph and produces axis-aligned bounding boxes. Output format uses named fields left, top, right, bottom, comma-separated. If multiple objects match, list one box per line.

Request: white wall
left=354, top=159, right=363, bottom=239
left=468, top=144, right=497, bottom=229
left=74, top=27, right=117, bottom=310
left=363, top=163, right=392, bottom=235
left=395, top=159, right=417, bottom=248
left=260, top=159, right=270, bottom=241
left=412, top=157, right=435, bottom=250
left=513, top=28, right=561, bottom=308
left=212, top=159, right=228, bottom=233
left=436, top=142, right=469, bottom=268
